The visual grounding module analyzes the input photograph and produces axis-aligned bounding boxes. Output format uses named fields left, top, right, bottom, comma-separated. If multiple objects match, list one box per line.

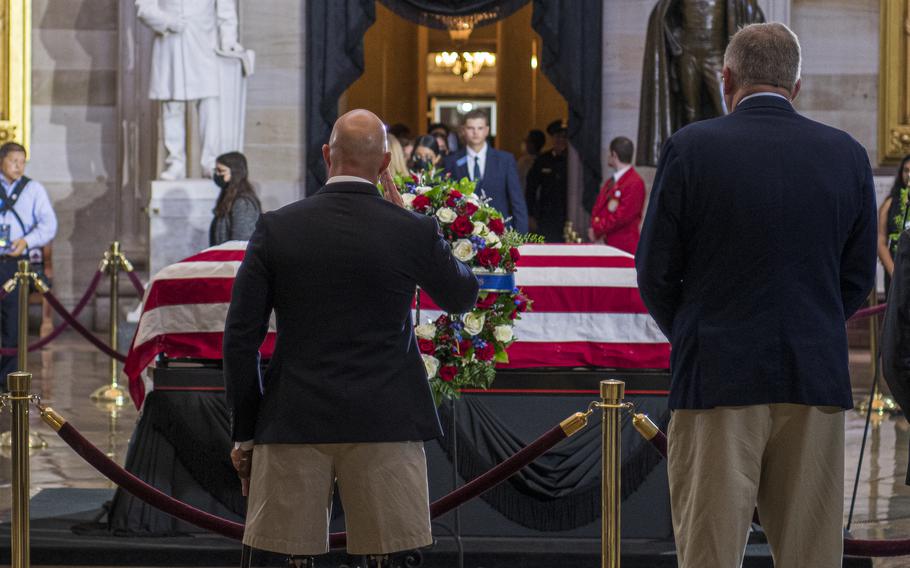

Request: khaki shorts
left=242, top=441, right=432, bottom=556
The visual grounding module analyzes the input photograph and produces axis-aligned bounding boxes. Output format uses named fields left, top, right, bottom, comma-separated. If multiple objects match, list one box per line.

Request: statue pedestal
left=148, top=180, right=218, bottom=277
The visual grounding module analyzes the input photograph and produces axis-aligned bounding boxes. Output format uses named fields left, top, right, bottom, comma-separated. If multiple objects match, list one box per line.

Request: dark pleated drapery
left=531, top=0, right=603, bottom=211
left=305, top=0, right=377, bottom=194
left=378, top=0, right=529, bottom=29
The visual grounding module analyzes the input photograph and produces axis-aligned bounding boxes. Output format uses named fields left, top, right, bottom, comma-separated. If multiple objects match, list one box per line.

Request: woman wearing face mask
left=409, top=135, right=440, bottom=173
left=878, top=154, right=910, bottom=294
left=209, top=151, right=262, bottom=246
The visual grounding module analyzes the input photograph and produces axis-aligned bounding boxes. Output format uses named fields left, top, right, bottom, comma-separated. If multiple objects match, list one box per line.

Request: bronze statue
left=637, top=0, right=764, bottom=166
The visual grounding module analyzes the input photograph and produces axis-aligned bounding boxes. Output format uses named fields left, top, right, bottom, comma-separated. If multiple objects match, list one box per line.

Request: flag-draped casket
left=124, top=242, right=670, bottom=408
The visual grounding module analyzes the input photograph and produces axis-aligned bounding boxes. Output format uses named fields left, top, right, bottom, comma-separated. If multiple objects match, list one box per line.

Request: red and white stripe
left=125, top=242, right=670, bottom=408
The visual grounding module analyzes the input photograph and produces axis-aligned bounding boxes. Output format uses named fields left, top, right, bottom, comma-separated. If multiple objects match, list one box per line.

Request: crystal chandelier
left=434, top=51, right=497, bottom=82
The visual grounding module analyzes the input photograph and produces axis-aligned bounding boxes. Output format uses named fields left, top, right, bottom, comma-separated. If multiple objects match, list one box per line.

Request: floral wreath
left=391, top=168, right=541, bottom=403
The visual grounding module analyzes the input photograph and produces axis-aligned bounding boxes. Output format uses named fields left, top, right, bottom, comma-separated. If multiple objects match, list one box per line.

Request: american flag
left=125, top=242, right=669, bottom=408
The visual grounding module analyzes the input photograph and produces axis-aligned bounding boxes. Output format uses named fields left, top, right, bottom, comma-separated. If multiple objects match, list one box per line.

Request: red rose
left=478, top=247, right=502, bottom=268
left=435, top=314, right=449, bottom=326
left=411, top=173, right=420, bottom=182
left=412, top=194, right=431, bottom=211
left=445, top=191, right=463, bottom=207
left=475, top=343, right=495, bottom=361
left=464, top=202, right=479, bottom=216
left=452, top=215, right=474, bottom=237
left=457, top=339, right=473, bottom=355
left=488, top=217, right=505, bottom=235
left=439, top=365, right=457, bottom=382
left=477, top=293, right=499, bottom=309
left=509, top=247, right=521, bottom=263
left=515, top=295, right=529, bottom=313
left=418, top=339, right=436, bottom=354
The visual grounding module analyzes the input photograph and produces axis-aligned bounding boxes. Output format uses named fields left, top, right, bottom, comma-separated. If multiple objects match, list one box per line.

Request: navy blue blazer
left=444, top=147, right=529, bottom=233
left=223, top=181, right=479, bottom=444
left=636, top=95, right=877, bottom=410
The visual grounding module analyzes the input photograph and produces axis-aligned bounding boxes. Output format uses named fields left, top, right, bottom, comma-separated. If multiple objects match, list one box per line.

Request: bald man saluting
left=224, top=110, right=479, bottom=567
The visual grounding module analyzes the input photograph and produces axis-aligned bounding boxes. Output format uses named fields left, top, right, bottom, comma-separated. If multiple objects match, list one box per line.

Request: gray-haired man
left=636, top=23, right=876, bottom=567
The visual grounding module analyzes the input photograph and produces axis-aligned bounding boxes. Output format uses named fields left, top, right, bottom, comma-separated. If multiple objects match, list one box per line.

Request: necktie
left=473, top=157, right=482, bottom=183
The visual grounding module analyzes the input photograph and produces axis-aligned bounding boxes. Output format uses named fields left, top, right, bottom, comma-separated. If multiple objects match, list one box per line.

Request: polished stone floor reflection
left=0, top=333, right=909, bottom=566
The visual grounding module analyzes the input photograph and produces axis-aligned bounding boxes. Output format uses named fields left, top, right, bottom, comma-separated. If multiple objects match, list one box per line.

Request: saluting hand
left=379, top=170, right=404, bottom=208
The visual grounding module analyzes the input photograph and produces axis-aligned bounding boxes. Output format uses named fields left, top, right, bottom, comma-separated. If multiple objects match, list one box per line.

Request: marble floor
left=0, top=333, right=907, bottom=566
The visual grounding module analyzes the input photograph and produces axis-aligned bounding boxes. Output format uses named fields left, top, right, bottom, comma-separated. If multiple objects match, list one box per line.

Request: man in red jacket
left=589, top=137, right=646, bottom=254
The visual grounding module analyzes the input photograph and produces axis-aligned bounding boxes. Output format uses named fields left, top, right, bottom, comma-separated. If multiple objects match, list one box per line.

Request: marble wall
left=30, top=0, right=119, bottom=306
left=791, top=0, right=879, bottom=165
left=237, top=0, right=306, bottom=212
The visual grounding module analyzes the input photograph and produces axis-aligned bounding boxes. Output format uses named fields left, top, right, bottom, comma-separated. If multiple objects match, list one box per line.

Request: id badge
left=0, top=224, right=11, bottom=251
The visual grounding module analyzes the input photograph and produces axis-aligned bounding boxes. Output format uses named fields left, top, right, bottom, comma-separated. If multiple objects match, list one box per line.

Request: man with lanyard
left=0, top=143, right=58, bottom=388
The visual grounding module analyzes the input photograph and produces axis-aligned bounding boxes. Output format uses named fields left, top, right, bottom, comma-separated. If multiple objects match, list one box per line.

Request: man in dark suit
left=636, top=23, right=876, bottom=567
left=444, top=109, right=529, bottom=233
left=224, top=109, right=479, bottom=567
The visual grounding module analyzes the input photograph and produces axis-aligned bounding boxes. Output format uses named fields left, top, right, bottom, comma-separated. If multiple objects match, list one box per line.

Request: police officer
left=0, top=142, right=58, bottom=388
left=525, top=120, right=569, bottom=242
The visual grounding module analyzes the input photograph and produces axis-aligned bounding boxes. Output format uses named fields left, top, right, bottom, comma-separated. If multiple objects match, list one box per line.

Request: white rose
left=463, top=312, right=486, bottom=336
left=415, top=323, right=436, bottom=340
left=485, top=232, right=501, bottom=248
left=422, top=354, right=440, bottom=379
left=401, top=193, right=416, bottom=209
left=436, top=207, right=457, bottom=224
left=452, top=239, right=476, bottom=262
left=415, top=185, right=432, bottom=194
left=472, top=221, right=487, bottom=236
left=466, top=192, right=481, bottom=205
left=493, top=325, right=514, bottom=342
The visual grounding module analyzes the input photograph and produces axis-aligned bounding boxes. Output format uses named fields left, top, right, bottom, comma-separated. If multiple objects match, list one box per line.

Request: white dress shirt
left=466, top=144, right=488, bottom=181
left=326, top=175, right=374, bottom=185
left=612, top=165, right=632, bottom=184
left=737, top=91, right=789, bottom=108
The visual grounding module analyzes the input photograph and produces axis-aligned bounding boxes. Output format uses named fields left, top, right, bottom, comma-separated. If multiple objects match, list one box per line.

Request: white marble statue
left=136, top=0, right=252, bottom=180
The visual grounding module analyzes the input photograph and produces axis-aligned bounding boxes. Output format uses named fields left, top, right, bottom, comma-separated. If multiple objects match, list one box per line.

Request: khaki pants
left=668, top=404, right=844, bottom=568
left=243, top=442, right=433, bottom=556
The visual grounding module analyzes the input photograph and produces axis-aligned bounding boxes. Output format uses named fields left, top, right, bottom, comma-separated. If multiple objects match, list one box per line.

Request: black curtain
left=378, top=0, right=529, bottom=28
left=305, top=0, right=603, bottom=204
left=305, top=0, right=376, bottom=193
left=532, top=0, right=603, bottom=211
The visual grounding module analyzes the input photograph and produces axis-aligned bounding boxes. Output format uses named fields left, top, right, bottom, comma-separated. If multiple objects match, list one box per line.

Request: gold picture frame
left=0, top=0, right=30, bottom=151
left=880, top=0, right=910, bottom=164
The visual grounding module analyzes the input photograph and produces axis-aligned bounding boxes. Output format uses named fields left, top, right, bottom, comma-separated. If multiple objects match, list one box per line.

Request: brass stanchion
left=856, top=291, right=899, bottom=416
left=9, top=370, right=33, bottom=568
left=0, top=262, right=46, bottom=450
left=601, top=379, right=624, bottom=568
left=90, top=242, right=128, bottom=406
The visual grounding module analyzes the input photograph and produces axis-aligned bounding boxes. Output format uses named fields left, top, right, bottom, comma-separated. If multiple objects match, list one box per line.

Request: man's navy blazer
left=444, top=147, right=529, bottom=233
left=223, top=181, right=479, bottom=444
left=636, top=95, right=877, bottom=410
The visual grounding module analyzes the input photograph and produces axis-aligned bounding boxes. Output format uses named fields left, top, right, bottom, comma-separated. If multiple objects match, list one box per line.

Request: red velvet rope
left=56, top=421, right=245, bottom=539
left=51, top=415, right=570, bottom=548
left=43, top=292, right=127, bottom=362
left=639, top=419, right=910, bottom=557
left=850, top=304, right=887, bottom=321
left=125, top=270, right=145, bottom=297
left=0, top=270, right=105, bottom=355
